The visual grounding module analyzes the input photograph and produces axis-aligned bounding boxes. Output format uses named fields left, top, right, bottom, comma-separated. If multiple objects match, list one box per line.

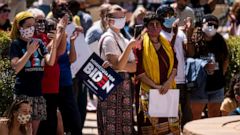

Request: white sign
left=65, top=23, right=93, bottom=78
left=148, top=89, right=179, bottom=117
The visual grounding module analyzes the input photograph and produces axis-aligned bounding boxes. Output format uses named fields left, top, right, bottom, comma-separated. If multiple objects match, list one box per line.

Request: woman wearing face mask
left=28, top=8, right=67, bottom=135
left=190, top=14, right=229, bottom=120
left=135, top=12, right=178, bottom=135
left=0, top=100, right=32, bottom=135
left=97, top=5, right=139, bottom=135
left=9, top=11, right=58, bottom=135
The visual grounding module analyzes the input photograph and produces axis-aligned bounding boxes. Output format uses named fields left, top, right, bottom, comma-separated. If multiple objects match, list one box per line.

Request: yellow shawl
left=141, top=33, right=176, bottom=92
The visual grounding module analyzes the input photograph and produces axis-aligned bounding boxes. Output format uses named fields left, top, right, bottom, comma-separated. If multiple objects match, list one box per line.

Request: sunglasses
left=36, top=19, right=46, bottom=24
left=207, top=22, right=218, bottom=29
left=0, top=9, right=10, bottom=13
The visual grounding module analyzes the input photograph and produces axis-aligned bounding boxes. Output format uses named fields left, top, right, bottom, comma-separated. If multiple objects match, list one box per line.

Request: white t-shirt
left=99, top=29, right=135, bottom=71
left=175, top=6, right=195, bottom=27
left=160, top=29, right=187, bottom=84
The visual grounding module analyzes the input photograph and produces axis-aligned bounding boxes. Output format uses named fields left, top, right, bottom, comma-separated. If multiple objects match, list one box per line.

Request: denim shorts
left=190, top=87, right=224, bottom=103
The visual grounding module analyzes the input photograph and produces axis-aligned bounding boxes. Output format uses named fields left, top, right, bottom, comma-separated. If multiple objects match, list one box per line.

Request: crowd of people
left=0, top=0, right=239, bottom=135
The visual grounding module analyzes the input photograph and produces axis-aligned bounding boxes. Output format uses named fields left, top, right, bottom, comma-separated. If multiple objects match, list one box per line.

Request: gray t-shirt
left=175, top=6, right=195, bottom=27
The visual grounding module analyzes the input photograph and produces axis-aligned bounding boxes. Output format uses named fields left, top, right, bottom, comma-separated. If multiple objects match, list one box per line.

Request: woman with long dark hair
left=190, top=14, right=229, bottom=120
left=0, top=100, right=32, bottom=135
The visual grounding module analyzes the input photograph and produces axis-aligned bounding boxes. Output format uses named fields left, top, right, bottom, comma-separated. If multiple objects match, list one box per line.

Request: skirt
left=97, top=72, right=134, bottom=135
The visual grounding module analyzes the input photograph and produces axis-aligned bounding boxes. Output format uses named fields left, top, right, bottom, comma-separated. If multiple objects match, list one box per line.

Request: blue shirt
left=85, top=20, right=104, bottom=45
left=59, top=42, right=72, bottom=87
left=77, top=11, right=93, bottom=35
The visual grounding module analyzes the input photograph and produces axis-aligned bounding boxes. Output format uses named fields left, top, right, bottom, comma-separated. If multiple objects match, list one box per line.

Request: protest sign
left=78, top=53, right=123, bottom=101
left=65, top=23, right=123, bottom=100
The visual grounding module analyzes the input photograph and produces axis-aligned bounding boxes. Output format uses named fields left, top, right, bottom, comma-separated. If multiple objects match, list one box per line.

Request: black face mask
left=53, top=4, right=70, bottom=19
left=191, top=0, right=200, bottom=6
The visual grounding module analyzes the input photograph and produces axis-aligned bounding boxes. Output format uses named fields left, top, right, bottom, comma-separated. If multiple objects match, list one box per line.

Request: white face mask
left=17, top=114, right=31, bottom=124
left=110, top=17, right=126, bottom=29
left=202, top=24, right=217, bottom=37
left=19, top=26, right=35, bottom=39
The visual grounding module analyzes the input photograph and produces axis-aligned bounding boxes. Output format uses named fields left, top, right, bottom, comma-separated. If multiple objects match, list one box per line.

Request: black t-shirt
left=198, top=33, right=228, bottom=91
left=10, top=38, right=48, bottom=96
left=0, top=19, right=11, bottom=31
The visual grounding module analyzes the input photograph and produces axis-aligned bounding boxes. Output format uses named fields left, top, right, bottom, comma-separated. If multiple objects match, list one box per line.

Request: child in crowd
left=0, top=100, right=32, bottom=135
left=221, top=73, right=240, bottom=115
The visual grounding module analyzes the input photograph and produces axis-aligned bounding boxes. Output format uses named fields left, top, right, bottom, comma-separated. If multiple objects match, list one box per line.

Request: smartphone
left=134, top=24, right=144, bottom=38
left=45, top=21, right=56, bottom=33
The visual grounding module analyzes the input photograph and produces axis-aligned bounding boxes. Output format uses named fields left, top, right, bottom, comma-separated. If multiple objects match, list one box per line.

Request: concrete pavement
left=83, top=112, right=98, bottom=135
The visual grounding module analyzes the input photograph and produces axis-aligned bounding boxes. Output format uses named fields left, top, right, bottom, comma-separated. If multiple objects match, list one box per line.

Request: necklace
left=153, top=42, right=161, bottom=51
left=151, top=40, right=159, bottom=44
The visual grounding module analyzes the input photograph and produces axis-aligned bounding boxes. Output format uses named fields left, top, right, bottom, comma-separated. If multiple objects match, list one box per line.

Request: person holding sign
left=135, top=12, right=179, bottom=135
left=97, top=4, right=140, bottom=135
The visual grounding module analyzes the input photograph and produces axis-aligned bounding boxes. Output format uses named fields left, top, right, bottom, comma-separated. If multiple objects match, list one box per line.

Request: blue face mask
left=163, top=17, right=176, bottom=28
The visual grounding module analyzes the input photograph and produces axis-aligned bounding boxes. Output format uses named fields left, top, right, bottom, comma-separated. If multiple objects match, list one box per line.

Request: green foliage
left=226, top=36, right=240, bottom=88
left=0, top=31, right=11, bottom=58
left=0, top=31, right=14, bottom=116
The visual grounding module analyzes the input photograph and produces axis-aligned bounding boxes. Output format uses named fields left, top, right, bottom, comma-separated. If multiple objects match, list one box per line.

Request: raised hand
left=184, top=17, right=193, bottom=36
left=172, top=18, right=180, bottom=35
left=25, top=122, right=32, bottom=135
left=47, top=30, right=57, bottom=40
left=27, top=40, right=39, bottom=54
left=57, top=14, right=69, bottom=32
left=229, top=13, right=237, bottom=24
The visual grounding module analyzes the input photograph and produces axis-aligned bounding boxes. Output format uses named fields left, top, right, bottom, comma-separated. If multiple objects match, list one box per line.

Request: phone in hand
left=45, top=21, right=56, bottom=33
left=134, top=24, right=144, bottom=38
